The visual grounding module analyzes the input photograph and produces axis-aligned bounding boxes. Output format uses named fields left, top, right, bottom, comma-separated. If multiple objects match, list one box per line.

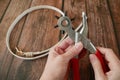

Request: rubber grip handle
left=95, top=49, right=110, bottom=73
left=71, top=58, right=80, bottom=80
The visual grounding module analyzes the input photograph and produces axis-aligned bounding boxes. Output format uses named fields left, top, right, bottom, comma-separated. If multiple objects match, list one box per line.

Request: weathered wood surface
left=107, top=0, right=120, bottom=52
left=0, top=0, right=119, bottom=80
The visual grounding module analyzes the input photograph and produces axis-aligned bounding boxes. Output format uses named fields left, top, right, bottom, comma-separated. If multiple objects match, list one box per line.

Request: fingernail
left=75, top=42, right=83, bottom=50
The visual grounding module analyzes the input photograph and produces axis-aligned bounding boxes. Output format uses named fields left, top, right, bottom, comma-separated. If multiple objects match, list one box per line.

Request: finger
left=97, top=47, right=120, bottom=70
left=49, top=37, right=73, bottom=56
left=63, top=42, right=83, bottom=59
left=89, top=54, right=106, bottom=80
left=54, top=46, right=65, bottom=54
left=57, top=37, right=74, bottom=50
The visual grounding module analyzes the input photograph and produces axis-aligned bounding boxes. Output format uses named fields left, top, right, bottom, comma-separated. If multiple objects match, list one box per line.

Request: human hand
left=89, top=47, right=120, bottom=80
left=40, top=38, right=83, bottom=80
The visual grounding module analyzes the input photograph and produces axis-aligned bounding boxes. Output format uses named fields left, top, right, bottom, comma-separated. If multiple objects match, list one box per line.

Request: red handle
left=70, top=49, right=87, bottom=80
left=95, top=49, right=110, bottom=73
left=71, top=58, right=80, bottom=80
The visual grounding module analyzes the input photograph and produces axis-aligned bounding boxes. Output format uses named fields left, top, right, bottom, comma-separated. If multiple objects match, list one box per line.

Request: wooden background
left=0, top=0, right=120, bottom=80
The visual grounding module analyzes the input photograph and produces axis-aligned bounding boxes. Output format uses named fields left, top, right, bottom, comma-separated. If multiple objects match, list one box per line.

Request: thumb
left=63, top=42, right=83, bottom=60
left=89, top=54, right=106, bottom=80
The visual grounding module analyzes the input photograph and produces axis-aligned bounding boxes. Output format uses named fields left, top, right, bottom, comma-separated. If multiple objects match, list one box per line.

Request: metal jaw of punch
left=57, top=12, right=96, bottom=53
left=57, top=12, right=110, bottom=80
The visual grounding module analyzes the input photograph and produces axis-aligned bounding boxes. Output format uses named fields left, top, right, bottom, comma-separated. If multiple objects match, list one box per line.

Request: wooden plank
left=0, top=0, right=11, bottom=22
left=107, top=0, right=120, bottom=54
left=64, top=0, right=119, bottom=80
left=64, top=0, right=86, bottom=28
left=64, top=0, right=93, bottom=80
left=86, top=0, right=119, bottom=79
left=0, top=0, right=32, bottom=79
left=86, top=0, right=119, bottom=55
left=6, top=0, right=63, bottom=80
left=0, top=0, right=119, bottom=80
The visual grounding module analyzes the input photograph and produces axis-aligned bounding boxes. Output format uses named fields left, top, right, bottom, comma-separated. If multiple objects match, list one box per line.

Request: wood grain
left=107, top=0, right=120, bottom=54
left=0, top=0, right=11, bottom=22
left=86, top=0, right=119, bottom=79
left=64, top=0, right=119, bottom=80
left=0, top=0, right=120, bottom=80
left=64, top=0, right=93, bottom=80
left=0, top=0, right=32, bottom=80
left=86, top=0, right=119, bottom=55
left=5, top=0, right=62, bottom=80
